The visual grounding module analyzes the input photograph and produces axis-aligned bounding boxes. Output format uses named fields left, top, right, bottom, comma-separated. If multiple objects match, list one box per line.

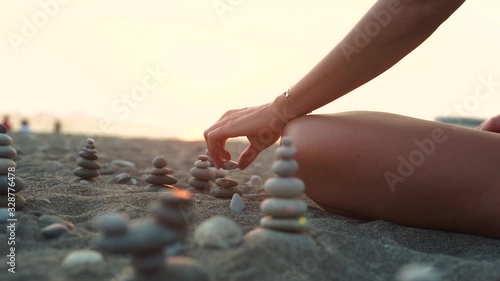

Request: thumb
left=238, top=144, right=260, bottom=170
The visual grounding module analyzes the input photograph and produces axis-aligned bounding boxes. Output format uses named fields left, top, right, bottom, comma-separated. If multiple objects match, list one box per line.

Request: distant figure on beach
left=205, top=0, right=500, bottom=239
left=54, top=120, right=62, bottom=134
left=2, top=115, right=12, bottom=132
left=20, top=119, right=31, bottom=133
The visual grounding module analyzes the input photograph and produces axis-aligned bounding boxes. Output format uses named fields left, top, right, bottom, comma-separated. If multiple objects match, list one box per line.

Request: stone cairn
left=144, top=156, right=178, bottom=192
left=245, top=137, right=314, bottom=246
left=188, top=155, right=213, bottom=193
left=210, top=176, right=243, bottom=199
left=73, top=138, right=100, bottom=182
left=97, top=189, right=208, bottom=281
left=0, top=125, right=27, bottom=210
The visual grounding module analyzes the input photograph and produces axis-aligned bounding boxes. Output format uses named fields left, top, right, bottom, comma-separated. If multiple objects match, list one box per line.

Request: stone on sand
left=222, top=160, right=239, bottom=170
left=194, top=215, right=242, bottom=249
left=111, top=159, right=136, bottom=169
left=395, top=263, right=442, bottom=281
left=39, top=215, right=74, bottom=230
left=144, top=156, right=178, bottom=191
left=62, top=250, right=103, bottom=267
left=230, top=193, right=245, bottom=213
left=247, top=175, right=263, bottom=187
left=41, top=223, right=69, bottom=239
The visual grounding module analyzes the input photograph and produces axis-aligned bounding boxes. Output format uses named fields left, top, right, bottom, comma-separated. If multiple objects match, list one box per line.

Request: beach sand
left=1, top=132, right=499, bottom=281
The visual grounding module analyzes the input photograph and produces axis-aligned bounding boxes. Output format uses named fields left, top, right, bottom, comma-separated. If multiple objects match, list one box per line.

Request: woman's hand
left=204, top=99, right=292, bottom=170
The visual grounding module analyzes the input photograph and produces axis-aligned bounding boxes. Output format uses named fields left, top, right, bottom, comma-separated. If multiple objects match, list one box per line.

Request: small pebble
left=247, top=175, right=263, bottom=187
left=79, top=180, right=89, bottom=185
left=230, top=194, right=245, bottom=213
left=114, top=172, right=132, bottom=184
left=111, top=159, right=136, bottom=169
left=40, top=198, right=51, bottom=204
left=152, top=156, right=168, bottom=168
left=41, top=223, right=69, bottom=239
left=281, top=136, right=293, bottom=146
left=222, top=160, right=239, bottom=170
left=39, top=215, right=74, bottom=230
left=395, top=263, right=442, bottom=281
left=62, top=250, right=103, bottom=267
left=193, top=216, right=242, bottom=249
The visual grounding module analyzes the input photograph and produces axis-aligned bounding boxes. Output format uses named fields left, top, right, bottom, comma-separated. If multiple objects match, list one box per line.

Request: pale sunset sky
left=1, top=0, right=499, bottom=140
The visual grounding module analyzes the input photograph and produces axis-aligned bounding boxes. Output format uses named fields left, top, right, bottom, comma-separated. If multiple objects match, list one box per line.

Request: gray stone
left=0, top=125, right=6, bottom=134
left=193, top=216, right=242, bottom=249
left=111, top=159, right=136, bottom=169
left=215, top=177, right=238, bottom=188
left=151, top=168, right=172, bottom=175
left=196, top=155, right=209, bottom=161
left=395, top=263, right=442, bottom=281
left=222, top=160, right=239, bottom=170
left=261, top=198, right=307, bottom=218
left=85, top=143, right=96, bottom=149
left=230, top=193, right=245, bottom=213
left=97, top=213, right=129, bottom=236
left=276, top=146, right=296, bottom=159
left=188, top=177, right=211, bottom=189
left=210, top=187, right=243, bottom=199
left=194, top=160, right=210, bottom=169
left=150, top=203, right=189, bottom=226
left=0, top=194, right=26, bottom=210
left=41, top=223, right=69, bottom=239
left=264, top=177, right=305, bottom=198
left=87, top=138, right=95, bottom=145
left=0, top=176, right=27, bottom=194
left=272, top=159, right=298, bottom=177
left=114, top=172, right=132, bottom=183
left=211, top=167, right=228, bottom=179
left=0, top=146, right=16, bottom=159
left=73, top=167, right=99, bottom=179
left=145, top=175, right=178, bottom=185
left=78, top=151, right=98, bottom=160
left=0, top=134, right=12, bottom=146
left=77, top=158, right=101, bottom=169
left=0, top=159, right=16, bottom=175
left=62, top=250, right=103, bottom=267
left=246, top=175, right=263, bottom=187
left=260, top=216, right=310, bottom=233
left=152, top=156, right=168, bottom=168
left=82, top=147, right=97, bottom=154
left=39, top=215, right=74, bottom=230
left=145, top=185, right=172, bottom=192
left=244, top=227, right=316, bottom=249
left=0, top=208, right=12, bottom=223
left=281, top=136, right=293, bottom=146
left=190, top=167, right=215, bottom=181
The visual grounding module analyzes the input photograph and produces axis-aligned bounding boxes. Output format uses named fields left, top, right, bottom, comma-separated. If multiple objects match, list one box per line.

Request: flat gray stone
left=0, top=194, right=26, bottom=210
left=77, top=158, right=101, bottom=169
left=188, top=177, right=211, bottom=189
left=0, top=134, right=12, bottom=146
left=276, top=146, right=296, bottom=159
left=395, top=263, right=442, bottom=281
left=151, top=168, right=172, bottom=175
left=260, top=216, right=311, bottom=233
left=39, top=215, right=74, bottom=230
left=145, top=174, right=178, bottom=185
left=264, top=177, right=305, bottom=198
left=230, top=193, right=245, bottom=213
left=85, top=143, right=96, bottom=149
left=260, top=198, right=307, bottom=218
left=97, top=213, right=129, bottom=236
left=41, top=223, right=69, bottom=239
left=272, top=159, right=298, bottom=177
left=114, top=172, right=132, bottom=183
left=152, top=156, right=168, bottom=168
left=0, top=158, right=16, bottom=175
left=0, top=146, right=16, bottom=159
left=73, top=167, right=99, bottom=179
left=280, top=136, right=294, bottom=146
left=82, top=147, right=97, bottom=154
left=215, top=177, right=238, bottom=188
left=111, top=159, right=136, bottom=169
left=222, top=160, right=239, bottom=170
left=194, top=160, right=210, bottom=169
left=0, top=176, right=27, bottom=194
left=62, top=250, right=103, bottom=267
left=190, top=167, right=215, bottom=181
left=196, top=155, right=209, bottom=161
left=144, top=185, right=174, bottom=192
left=78, top=151, right=98, bottom=160
left=210, top=187, right=243, bottom=199
left=193, top=216, right=242, bottom=249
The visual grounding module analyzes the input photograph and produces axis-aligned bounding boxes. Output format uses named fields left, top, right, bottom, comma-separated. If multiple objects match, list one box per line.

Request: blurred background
left=1, top=0, right=499, bottom=140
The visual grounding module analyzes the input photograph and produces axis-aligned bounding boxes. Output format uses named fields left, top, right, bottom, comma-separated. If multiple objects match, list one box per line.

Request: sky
left=1, top=0, right=499, bottom=140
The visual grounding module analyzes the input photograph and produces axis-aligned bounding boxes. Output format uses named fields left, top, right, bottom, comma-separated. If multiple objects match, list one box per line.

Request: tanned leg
left=283, top=111, right=500, bottom=238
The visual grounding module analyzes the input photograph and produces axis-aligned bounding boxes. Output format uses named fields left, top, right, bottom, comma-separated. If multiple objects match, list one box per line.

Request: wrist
left=271, top=90, right=304, bottom=126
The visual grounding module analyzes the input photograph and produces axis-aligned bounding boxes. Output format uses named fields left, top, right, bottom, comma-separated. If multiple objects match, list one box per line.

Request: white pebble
left=230, top=194, right=245, bottom=213
left=194, top=216, right=242, bottom=249
left=246, top=175, right=263, bottom=187
left=395, top=263, right=442, bottom=281
left=62, top=250, right=103, bottom=267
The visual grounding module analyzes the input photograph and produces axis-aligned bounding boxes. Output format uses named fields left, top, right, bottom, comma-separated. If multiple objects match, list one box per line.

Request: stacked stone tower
left=144, top=156, right=178, bottom=192
left=73, top=138, right=100, bottom=182
left=0, top=125, right=27, bottom=210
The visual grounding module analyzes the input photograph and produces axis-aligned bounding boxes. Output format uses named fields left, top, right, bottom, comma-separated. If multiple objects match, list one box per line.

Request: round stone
left=264, top=177, right=305, bottom=198
left=276, top=146, right=296, bottom=159
left=78, top=151, right=98, bottom=160
left=190, top=167, right=215, bottom=181
left=0, top=134, right=13, bottom=146
left=151, top=167, right=172, bottom=175
left=215, top=177, right=238, bottom=188
left=145, top=174, right=178, bottom=185
left=152, top=156, right=168, bottom=168
left=158, top=189, right=193, bottom=206
left=0, top=159, right=16, bottom=175
left=77, top=158, right=101, bottom=170
left=0, top=125, right=6, bottom=134
left=82, top=147, right=97, bottom=154
left=230, top=193, right=245, bottom=213
left=0, top=146, right=16, bottom=159
left=97, top=213, right=129, bottom=236
left=194, top=160, right=210, bottom=169
left=272, top=159, right=298, bottom=177
left=62, top=250, right=103, bottom=267
left=210, top=187, right=243, bottom=199
left=73, top=167, right=99, bottom=179
left=41, top=223, right=69, bottom=239
left=193, top=215, right=242, bottom=249
left=0, top=176, right=27, bottom=194
left=260, top=216, right=310, bottom=233
left=87, top=138, right=95, bottom=145
left=39, top=215, right=74, bottom=230
left=0, top=194, right=26, bottom=210
left=197, top=155, right=209, bottom=161
left=260, top=198, right=307, bottom=218
left=222, top=160, right=239, bottom=170
left=281, top=136, right=293, bottom=146
left=188, top=177, right=212, bottom=189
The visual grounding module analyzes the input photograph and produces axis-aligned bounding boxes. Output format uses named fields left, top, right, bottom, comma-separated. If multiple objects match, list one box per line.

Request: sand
left=1, top=132, right=499, bottom=281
